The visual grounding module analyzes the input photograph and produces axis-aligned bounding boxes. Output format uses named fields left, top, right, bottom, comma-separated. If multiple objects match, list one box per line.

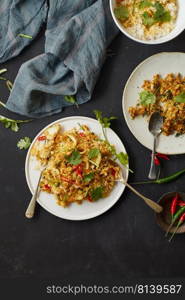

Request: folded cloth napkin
left=0, top=0, right=118, bottom=118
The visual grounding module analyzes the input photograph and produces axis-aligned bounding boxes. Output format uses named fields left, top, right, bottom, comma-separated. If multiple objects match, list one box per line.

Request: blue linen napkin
left=0, top=0, right=118, bottom=118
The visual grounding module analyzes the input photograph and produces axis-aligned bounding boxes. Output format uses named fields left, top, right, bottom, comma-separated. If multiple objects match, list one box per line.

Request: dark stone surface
left=1, top=27, right=185, bottom=280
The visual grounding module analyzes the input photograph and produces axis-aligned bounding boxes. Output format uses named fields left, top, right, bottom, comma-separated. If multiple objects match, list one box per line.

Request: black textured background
left=1, top=27, right=185, bottom=282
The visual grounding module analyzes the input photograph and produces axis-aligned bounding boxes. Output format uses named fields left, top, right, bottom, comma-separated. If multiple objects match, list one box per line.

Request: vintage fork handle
left=148, top=135, right=158, bottom=180
left=25, top=171, right=43, bottom=219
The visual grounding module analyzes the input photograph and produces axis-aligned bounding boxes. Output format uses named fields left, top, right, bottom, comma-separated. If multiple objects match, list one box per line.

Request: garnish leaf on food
left=17, top=137, right=32, bottom=150
left=19, top=33, right=32, bottom=39
left=66, top=150, right=82, bottom=165
left=0, top=115, right=31, bottom=132
left=173, top=93, right=185, bottom=103
left=88, top=148, right=100, bottom=159
left=91, top=186, right=103, bottom=201
left=83, top=172, right=94, bottom=183
left=140, top=90, right=156, bottom=105
left=116, top=152, right=129, bottom=167
left=94, top=110, right=133, bottom=173
left=139, top=0, right=152, bottom=9
left=114, top=6, right=129, bottom=21
left=153, top=2, right=171, bottom=23
left=142, top=12, right=155, bottom=26
left=64, top=95, right=79, bottom=108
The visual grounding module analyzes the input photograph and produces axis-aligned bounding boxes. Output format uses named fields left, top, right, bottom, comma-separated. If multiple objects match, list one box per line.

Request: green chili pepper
left=133, top=168, right=185, bottom=185
left=165, top=206, right=185, bottom=237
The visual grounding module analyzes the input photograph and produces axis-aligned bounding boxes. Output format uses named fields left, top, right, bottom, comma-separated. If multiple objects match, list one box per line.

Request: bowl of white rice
left=110, top=0, right=185, bottom=44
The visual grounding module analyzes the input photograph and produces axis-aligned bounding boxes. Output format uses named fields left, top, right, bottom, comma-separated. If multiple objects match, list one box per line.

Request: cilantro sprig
left=83, top=172, right=94, bottom=183
left=65, top=150, right=82, bottom=165
left=173, top=93, right=185, bottom=103
left=88, top=148, right=100, bottom=159
left=141, top=1, right=171, bottom=27
left=17, top=137, right=32, bottom=150
left=114, top=6, right=129, bottom=21
left=93, top=110, right=133, bottom=173
left=90, top=186, right=103, bottom=201
left=0, top=115, right=31, bottom=132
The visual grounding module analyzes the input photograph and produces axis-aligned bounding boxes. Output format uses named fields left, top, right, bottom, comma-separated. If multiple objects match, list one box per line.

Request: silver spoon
left=148, top=112, right=163, bottom=180
left=116, top=174, right=163, bottom=213
left=25, top=166, right=46, bottom=219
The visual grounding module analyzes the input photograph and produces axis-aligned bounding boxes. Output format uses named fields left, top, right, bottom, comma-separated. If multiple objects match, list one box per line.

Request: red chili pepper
left=156, top=153, right=170, bottom=160
left=73, top=164, right=83, bottom=177
left=78, top=132, right=86, bottom=137
left=154, top=156, right=160, bottom=166
left=38, top=135, right=46, bottom=141
left=170, top=193, right=179, bottom=217
left=109, top=168, right=116, bottom=176
left=178, top=201, right=185, bottom=207
left=169, top=212, right=185, bottom=242
left=44, top=184, right=51, bottom=191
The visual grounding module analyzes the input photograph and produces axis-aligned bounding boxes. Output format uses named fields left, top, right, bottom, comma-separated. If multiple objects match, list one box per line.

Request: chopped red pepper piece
left=87, top=195, right=93, bottom=202
left=109, top=168, right=116, bottom=176
left=78, top=132, right=86, bottom=137
left=44, top=184, right=51, bottom=191
left=38, top=135, right=46, bottom=141
left=73, top=164, right=83, bottom=177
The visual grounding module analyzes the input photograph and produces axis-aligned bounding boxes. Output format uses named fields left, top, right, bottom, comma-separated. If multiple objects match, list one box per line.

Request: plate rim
left=122, top=51, right=185, bottom=155
left=25, top=116, right=129, bottom=221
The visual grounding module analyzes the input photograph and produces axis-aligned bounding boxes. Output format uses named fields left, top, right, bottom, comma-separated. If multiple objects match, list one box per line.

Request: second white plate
left=123, top=52, right=185, bottom=155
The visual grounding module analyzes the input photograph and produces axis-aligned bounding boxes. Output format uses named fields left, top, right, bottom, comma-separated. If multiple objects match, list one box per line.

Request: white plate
left=123, top=52, right=185, bottom=155
left=25, top=116, right=129, bottom=220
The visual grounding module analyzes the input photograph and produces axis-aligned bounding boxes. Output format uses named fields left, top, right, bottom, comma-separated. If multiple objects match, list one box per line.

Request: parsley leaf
left=0, top=115, right=31, bottom=132
left=140, top=90, right=156, bottom=106
left=91, top=186, right=103, bottom=201
left=174, top=93, right=185, bottom=103
left=17, top=137, right=32, bottom=150
left=64, top=95, right=79, bottom=108
left=83, top=172, right=94, bottom=183
left=66, top=150, right=82, bottom=165
left=114, top=6, right=129, bottom=21
left=139, top=0, right=152, bottom=9
left=88, top=148, right=100, bottom=159
left=116, top=152, right=129, bottom=167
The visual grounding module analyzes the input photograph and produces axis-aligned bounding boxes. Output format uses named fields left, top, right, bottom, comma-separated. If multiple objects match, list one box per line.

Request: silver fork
left=25, top=166, right=46, bottom=219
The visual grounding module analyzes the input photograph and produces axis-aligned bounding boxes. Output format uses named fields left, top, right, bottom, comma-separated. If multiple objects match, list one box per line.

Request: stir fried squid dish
left=31, top=124, right=121, bottom=207
left=129, top=73, right=185, bottom=136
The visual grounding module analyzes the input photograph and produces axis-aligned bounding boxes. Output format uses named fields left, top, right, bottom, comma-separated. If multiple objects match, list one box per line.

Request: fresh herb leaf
left=19, top=33, right=32, bottom=39
left=66, top=150, right=82, bottom=165
left=91, top=186, right=103, bottom=201
left=0, top=69, right=7, bottom=75
left=153, top=2, right=171, bottom=23
left=140, top=90, right=156, bottom=105
left=139, top=0, right=152, bottom=9
left=83, top=172, right=94, bottom=183
left=114, top=6, right=129, bottom=21
left=64, top=95, right=79, bottom=108
left=174, top=93, right=185, bottom=103
left=17, top=137, right=32, bottom=150
left=88, top=148, right=100, bottom=159
left=116, top=152, right=129, bottom=167
left=0, top=115, right=31, bottom=132
left=93, top=110, right=117, bottom=128
left=142, top=12, right=155, bottom=26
